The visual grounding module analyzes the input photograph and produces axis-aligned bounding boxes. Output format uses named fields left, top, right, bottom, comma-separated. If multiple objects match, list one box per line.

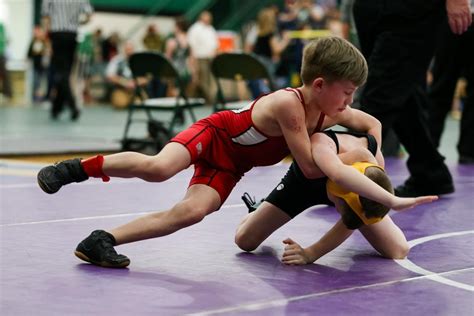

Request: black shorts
left=265, top=163, right=332, bottom=218
left=265, top=130, right=378, bottom=218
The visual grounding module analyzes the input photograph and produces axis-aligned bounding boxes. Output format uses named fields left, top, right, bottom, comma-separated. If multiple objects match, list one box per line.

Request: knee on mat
left=383, top=242, right=410, bottom=259
left=234, top=229, right=258, bottom=252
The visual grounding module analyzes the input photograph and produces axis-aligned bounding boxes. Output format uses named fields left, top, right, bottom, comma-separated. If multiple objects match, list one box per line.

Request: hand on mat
left=281, top=238, right=312, bottom=265
left=391, top=195, right=439, bottom=211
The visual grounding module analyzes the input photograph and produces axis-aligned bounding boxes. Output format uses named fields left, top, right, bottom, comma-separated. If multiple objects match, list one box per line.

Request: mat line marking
left=394, top=230, right=474, bottom=292
left=0, top=203, right=245, bottom=227
left=188, top=267, right=474, bottom=316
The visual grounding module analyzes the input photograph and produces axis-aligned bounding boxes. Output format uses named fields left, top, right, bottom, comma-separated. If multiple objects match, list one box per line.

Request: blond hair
left=300, top=36, right=367, bottom=86
left=257, top=8, right=276, bottom=36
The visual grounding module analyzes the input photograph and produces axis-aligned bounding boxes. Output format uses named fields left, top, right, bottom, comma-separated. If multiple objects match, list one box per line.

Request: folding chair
left=211, top=52, right=275, bottom=112
left=121, top=52, right=205, bottom=151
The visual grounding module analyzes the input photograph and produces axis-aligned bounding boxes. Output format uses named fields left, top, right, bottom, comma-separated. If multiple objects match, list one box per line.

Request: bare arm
left=164, top=38, right=176, bottom=60
left=282, top=219, right=353, bottom=264
left=312, top=133, right=438, bottom=210
left=274, top=98, right=325, bottom=179
left=331, top=107, right=382, bottom=151
left=269, top=32, right=291, bottom=59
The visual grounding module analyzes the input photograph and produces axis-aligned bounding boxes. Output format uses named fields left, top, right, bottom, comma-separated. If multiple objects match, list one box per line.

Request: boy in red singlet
left=37, top=37, right=427, bottom=268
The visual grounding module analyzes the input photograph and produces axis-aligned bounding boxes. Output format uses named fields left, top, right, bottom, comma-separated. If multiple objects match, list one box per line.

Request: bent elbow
left=327, top=170, right=345, bottom=186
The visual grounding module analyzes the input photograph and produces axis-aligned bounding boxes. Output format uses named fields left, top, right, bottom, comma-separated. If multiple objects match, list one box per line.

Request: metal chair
left=121, top=52, right=205, bottom=151
left=211, top=52, right=275, bottom=112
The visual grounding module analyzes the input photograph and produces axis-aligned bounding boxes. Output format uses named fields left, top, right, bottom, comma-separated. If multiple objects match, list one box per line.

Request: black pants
left=353, top=0, right=452, bottom=184
left=429, top=17, right=474, bottom=158
left=0, top=55, right=12, bottom=98
left=49, top=32, right=78, bottom=117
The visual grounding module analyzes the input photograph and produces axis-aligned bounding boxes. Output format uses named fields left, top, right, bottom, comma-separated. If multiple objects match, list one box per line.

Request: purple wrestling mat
left=1, top=158, right=473, bottom=315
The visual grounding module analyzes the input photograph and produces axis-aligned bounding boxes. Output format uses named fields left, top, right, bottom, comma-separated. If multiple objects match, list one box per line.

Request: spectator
left=105, top=41, right=136, bottom=108
left=76, top=26, right=95, bottom=105
left=142, top=24, right=163, bottom=52
left=165, top=16, right=192, bottom=96
left=248, top=7, right=291, bottom=98
left=339, top=0, right=358, bottom=47
left=187, top=11, right=218, bottom=105
left=0, top=21, right=12, bottom=100
left=101, top=32, right=120, bottom=63
left=28, top=25, right=48, bottom=102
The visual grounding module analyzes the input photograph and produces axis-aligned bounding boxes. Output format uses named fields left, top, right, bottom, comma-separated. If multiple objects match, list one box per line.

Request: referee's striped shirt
left=42, top=0, right=93, bottom=33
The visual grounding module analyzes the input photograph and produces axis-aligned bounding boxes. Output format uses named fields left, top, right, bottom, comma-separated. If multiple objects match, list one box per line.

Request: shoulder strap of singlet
left=334, top=130, right=378, bottom=155
left=284, top=87, right=325, bottom=133
left=330, top=130, right=379, bottom=156
left=366, top=134, right=378, bottom=156
left=315, top=112, right=325, bottom=132
left=250, top=87, right=297, bottom=111
left=322, top=130, right=339, bottom=153
left=283, top=87, right=303, bottom=103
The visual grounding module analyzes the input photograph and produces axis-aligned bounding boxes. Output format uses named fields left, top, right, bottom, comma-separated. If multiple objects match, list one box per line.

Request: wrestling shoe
left=37, top=158, right=88, bottom=194
left=242, top=192, right=264, bottom=213
left=74, top=230, right=130, bottom=268
left=395, top=177, right=455, bottom=197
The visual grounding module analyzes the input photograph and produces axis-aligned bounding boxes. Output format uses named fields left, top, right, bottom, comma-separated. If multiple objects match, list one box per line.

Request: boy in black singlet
left=235, top=130, right=437, bottom=265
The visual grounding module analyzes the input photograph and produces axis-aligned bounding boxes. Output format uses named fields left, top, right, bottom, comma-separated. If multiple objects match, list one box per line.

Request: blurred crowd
left=0, top=0, right=468, bottom=131
left=10, top=0, right=348, bottom=108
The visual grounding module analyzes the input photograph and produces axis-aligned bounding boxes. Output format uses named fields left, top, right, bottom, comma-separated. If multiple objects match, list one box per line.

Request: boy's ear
left=312, top=77, right=324, bottom=91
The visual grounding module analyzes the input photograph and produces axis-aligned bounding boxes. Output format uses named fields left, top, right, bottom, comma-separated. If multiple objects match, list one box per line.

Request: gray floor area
left=0, top=103, right=462, bottom=162
left=0, top=104, right=215, bottom=155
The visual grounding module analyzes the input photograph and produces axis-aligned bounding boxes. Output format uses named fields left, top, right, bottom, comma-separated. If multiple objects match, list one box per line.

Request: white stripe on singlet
left=231, top=127, right=268, bottom=145
left=231, top=88, right=307, bottom=146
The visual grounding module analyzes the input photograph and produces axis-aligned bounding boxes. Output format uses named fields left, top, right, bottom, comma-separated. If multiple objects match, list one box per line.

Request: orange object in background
left=217, top=31, right=237, bottom=52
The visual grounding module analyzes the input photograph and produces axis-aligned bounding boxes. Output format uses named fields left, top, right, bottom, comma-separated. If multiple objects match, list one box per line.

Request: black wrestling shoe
left=395, top=180, right=455, bottom=197
left=242, top=192, right=264, bottom=213
left=37, top=158, right=89, bottom=194
left=74, top=230, right=130, bottom=268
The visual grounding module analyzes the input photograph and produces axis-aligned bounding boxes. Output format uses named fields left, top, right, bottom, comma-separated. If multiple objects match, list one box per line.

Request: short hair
left=300, top=36, right=368, bottom=86
left=257, top=8, right=277, bottom=36
left=340, top=166, right=394, bottom=230
left=175, top=16, right=189, bottom=32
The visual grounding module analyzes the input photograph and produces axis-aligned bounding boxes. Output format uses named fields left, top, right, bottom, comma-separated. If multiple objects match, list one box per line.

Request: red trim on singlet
left=287, top=87, right=325, bottom=133
left=284, top=87, right=304, bottom=103
left=246, top=87, right=325, bottom=138
left=247, top=88, right=300, bottom=139
left=315, top=112, right=325, bottom=132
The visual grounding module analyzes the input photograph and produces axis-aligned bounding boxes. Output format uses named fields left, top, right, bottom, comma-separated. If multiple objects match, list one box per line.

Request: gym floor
left=1, top=104, right=472, bottom=315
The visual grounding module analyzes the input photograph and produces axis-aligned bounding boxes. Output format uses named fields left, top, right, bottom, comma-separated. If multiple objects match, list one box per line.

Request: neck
left=298, top=85, right=321, bottom=113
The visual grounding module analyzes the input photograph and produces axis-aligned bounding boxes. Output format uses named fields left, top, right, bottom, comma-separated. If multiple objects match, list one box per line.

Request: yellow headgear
left=326, top=162, right=385, bottom=225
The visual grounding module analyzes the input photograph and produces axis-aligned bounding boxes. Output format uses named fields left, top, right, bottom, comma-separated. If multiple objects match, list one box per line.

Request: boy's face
left=314, top=79, right=357, bottom=117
